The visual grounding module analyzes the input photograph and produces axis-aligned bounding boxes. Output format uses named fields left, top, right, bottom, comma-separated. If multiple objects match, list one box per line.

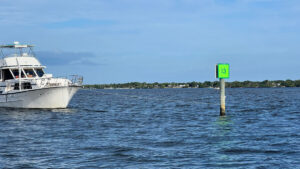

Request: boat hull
left=0, top=86, right=80, bottom=108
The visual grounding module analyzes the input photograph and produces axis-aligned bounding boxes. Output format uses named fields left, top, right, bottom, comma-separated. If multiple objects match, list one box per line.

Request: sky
left=1, top=0, right=300, bottom=84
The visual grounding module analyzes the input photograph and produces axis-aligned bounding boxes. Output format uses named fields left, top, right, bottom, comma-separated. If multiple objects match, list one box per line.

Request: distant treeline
left=84, top=80, right=300, bottom=89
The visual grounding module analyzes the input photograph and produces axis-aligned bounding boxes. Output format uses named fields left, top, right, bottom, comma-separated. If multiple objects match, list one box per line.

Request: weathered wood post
left=216, top=63, right=230, bottom=116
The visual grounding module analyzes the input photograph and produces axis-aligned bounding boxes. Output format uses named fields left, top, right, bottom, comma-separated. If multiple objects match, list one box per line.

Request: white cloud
left=36, top=51, right=102, bottom=66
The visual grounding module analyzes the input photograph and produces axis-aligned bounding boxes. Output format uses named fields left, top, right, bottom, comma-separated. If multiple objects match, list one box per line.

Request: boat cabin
left=0, top=43, right=45, bottom=78
left=0, top=42, right=48, bottom=92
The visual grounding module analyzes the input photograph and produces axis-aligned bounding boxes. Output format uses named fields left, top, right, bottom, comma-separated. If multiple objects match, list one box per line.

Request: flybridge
left=0, top=41, right=35, bottom=58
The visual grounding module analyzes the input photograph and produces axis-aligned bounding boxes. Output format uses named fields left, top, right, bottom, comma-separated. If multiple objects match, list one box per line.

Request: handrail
left=69, top=75, right=83, bottom=86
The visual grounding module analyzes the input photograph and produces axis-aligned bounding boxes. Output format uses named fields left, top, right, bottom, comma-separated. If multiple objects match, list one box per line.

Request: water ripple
left=0, top=88, right=300, bottom=168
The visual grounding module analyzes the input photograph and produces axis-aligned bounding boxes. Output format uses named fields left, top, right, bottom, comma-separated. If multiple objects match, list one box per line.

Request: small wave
left=175, top=104, right=191, bottom=107
left=81, top=108, right=108, bottom=113
left=51, top=108, right=77, bottom=113
left=2, top=153, right=19, bottom=158
left=154, top=140, right=185, bottom=147
left=222, top=148, right=281, bottom=154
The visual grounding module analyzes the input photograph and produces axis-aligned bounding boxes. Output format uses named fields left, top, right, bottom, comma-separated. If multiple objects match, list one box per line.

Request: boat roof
left=0, top=41, right=34, bottom=49
left=0, top=44, right=34, bottom=48
left=0, top=56, right=44, bottom=68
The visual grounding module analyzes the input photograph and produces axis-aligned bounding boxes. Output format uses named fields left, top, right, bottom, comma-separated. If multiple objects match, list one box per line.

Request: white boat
left=0, top=42, right=83, bottom=108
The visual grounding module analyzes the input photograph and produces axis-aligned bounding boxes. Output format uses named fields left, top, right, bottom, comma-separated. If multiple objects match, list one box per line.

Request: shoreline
left=84, top=80, right=300, bottom=89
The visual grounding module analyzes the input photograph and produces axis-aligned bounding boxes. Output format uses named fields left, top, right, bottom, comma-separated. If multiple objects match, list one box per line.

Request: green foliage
left=84, top=79, right=300, bottom=89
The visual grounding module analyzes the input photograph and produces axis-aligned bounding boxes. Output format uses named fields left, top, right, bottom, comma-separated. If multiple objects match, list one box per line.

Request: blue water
left=0, top=88, right=300, bottom=168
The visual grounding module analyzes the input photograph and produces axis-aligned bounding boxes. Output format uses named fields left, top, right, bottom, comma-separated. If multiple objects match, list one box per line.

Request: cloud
left=1, top=0, right=300, bottom=83
left=0, top=0, right=218, bottom=25
left=35, top=51, right=101, bottom=66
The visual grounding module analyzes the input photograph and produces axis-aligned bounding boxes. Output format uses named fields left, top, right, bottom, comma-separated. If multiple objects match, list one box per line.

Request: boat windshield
left=11, top=69, right=25, bottom=78
left=2, top=69, right=14, bottom=80
left=35, top=68, right=44, bottom=77
left=24, top=69, right=36, bottom=78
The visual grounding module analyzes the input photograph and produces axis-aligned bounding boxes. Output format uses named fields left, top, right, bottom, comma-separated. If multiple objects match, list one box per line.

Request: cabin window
left=24, top=69, right=36, bottom=78
left=2, top=69, right=14, bottom=81
left=14, top=83, right=19, bottom=90
left=12, top=69, right=25, bottom=78
left=14, top=82, right=32, bottom=90
left=35, top=69, right=44, bottom=77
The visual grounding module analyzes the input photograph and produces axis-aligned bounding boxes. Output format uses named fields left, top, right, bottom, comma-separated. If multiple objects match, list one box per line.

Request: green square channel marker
left=216, top=63, right=230, bottom=79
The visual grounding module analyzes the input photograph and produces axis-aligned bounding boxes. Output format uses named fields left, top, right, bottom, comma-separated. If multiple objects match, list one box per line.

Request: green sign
left=216, top=63, right=230, bottom=79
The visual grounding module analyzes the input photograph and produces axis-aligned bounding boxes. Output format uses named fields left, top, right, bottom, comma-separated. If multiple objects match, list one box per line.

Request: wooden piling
left=220, top=78, right=226, bottom=116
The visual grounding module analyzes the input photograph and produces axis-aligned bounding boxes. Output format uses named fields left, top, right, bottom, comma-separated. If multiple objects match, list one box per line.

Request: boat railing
left=69, top=75, right=83, bottom=86
left=3, top=53, right=35, bottom=58
left=39, top=75, right=83, bottom=87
